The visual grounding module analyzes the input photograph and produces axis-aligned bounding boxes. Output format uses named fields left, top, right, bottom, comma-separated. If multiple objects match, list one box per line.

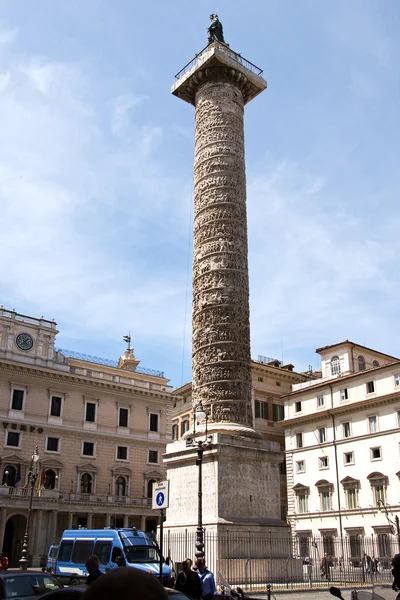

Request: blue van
left=45, top=545, right=59, bottom=573
left=55, top=528, right=173, bottom=587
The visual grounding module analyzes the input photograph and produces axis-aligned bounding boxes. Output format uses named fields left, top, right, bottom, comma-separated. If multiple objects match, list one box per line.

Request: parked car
left=38, top=586, right=194, bottom=600
left=0, top=571, right=63, bottom=599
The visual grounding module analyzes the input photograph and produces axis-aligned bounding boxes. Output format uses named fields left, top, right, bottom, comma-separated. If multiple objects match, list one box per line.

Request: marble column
left=0, top=508, right=6, bottom=552
left=105, top=514, right=111, bottom=528
left=140, top=516, right=146, bottom=531
left=123, top=515, right=129, bottom=528
left=67, top=512, right=73, bottom=529
left=87, top=513, right=93, bottom=529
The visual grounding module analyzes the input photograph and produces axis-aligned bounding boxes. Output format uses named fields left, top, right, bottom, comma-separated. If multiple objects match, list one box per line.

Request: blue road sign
left=156, top=492, right=165, bottom=506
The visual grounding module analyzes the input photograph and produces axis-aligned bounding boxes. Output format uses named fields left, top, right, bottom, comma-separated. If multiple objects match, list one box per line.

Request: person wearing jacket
left=175, top=558, right=202, bottom=600
left=195, top=557, right=216, bottom=600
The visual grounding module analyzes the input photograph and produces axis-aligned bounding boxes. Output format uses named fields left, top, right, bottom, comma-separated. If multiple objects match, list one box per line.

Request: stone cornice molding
left=0, top=361, right=173, bottom=403
left=284, top=391, right=400, bottom=427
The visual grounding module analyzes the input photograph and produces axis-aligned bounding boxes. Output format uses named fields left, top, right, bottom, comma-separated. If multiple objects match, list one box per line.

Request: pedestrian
left=392, top=553, right=400, bottom=592
left=85, top=555, right=103, bottom=585
left=321, top=553, right=328, bottom=579
left=81, top=566, right=168, bottom=600
left=175, top=558, right=202, bottom=600
left=0, top=553, right=8, bottom=571
left=195, top=557, right=217, bottom=600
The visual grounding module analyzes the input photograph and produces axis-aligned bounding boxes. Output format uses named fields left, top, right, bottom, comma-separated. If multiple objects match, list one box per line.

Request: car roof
left=0, top=571, right=55, bottom=578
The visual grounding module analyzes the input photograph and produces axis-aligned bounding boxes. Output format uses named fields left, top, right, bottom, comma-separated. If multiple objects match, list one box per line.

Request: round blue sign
left=156, top=492, right=165, bottom=506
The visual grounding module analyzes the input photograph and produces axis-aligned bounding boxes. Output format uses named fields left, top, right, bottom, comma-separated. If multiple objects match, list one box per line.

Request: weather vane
left=123, top=332, right=131, bottom=350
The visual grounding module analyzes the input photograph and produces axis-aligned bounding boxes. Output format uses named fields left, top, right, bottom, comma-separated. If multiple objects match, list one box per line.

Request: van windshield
left=123, top=545, right=159, bottom=564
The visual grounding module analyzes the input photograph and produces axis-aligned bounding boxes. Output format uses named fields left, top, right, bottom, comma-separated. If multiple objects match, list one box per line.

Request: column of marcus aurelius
left=173, top=42, right=266, bottom=435
left=164, top=31, right=288, bottom=544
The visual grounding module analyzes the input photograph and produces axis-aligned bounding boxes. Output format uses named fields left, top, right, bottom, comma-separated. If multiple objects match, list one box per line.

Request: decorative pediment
left=367, top=471, right=388, bottom=486
left=315, top=479, right=330, bottom=487
left=293, top=483, right=309, bottom=493
left=41, top=458, right=64, bottom=468
left=0, top=454, right=26, bottom=465
left=144, top=470, right=163, bottom=479
left=112, top=465, right=132, bottom=476
left=77, top=462, right=98, bottom=473
left=340, top=476, right=360, bottom=489
left=315, top=479, right=334, bottom=491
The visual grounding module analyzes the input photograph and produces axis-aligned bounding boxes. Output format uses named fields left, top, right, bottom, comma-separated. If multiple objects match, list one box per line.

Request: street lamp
left=186, top=402, right=213, bottom=559
left=377, top=499, right=400, bottom=551
left=19, top=447, right=40, bottom=570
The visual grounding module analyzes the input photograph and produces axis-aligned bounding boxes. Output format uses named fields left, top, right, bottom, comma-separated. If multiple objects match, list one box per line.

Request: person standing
left=0, top=553, right=8, bottom=571
left=195, top=557, right=216, bottom=600
left=85, top=555, right=103, bottom=585
left=175, top=558, right=202, bottom=600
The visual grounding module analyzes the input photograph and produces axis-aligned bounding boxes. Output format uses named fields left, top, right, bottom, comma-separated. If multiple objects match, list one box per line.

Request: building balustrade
left=0, top=486, right=152, bottom=507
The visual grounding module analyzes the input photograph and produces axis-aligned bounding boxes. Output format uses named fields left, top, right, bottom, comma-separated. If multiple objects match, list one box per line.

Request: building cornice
left=283, top=389, right=400, bottom=427
left=0, top=361, right=174, bottom=403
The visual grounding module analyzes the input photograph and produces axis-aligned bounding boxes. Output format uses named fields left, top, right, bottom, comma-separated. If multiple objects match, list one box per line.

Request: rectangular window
left=46, top=437, right=59, bottom=452
left=257, top=377, right=263, bottom=382
left=5, top=431, right=20, bottom=447
left=344, top=451, right=354, bottom=465
left=82, top=442, right=95, bottom=457
left=172, top=423, right=178, bottom=440
left=273, top=404, right=284, bottom=421
left=255, top=400, right=268, bottom=419
left=340, top=389, right=348, bottom=401
left=280, top=458, right=287, bottom=475
left=180, top=420, right=189, bottom=437
left=371, top=447, right=382, bottom=460
left=93, top=541, right=112, bottom=565
left=347, top=488, right=357, bottom=509
left=85, top=402, right=96, bottom=423
left=342, top=422, right=351, bottom=438
left=149, top=413, right=159, bottom=432
left=116, top=446, right=128, bottom=460
left=11, top=389, right=24, bottom=411
left=298, top=494, right=307, bottom=513
left=368, top=415, right=378, bottom=433
left=71, top=541, right=94, bottom=564
left=319, top=456, right=329, bottom=469
left=296, top=433, right=303, bottom=448
left=50, top=396, right=62, bottom=417
left=317, top=395, right=324, bottom=407
left=118, top=408, right=129, bottom=428
left=395, top=374, right=400, bottom=387
left=295, top=401, right=302, bottom=413
left=148, top=450, right=159, bottom=464
left=318, top=427, right=326, bottom=443
left=321, top=491, right=332, bottom=511
left=366, top=381, right=375, bottom=394
left=296, top=460, right=305, bottom=473
left=374, top=485, right=385, bottom=505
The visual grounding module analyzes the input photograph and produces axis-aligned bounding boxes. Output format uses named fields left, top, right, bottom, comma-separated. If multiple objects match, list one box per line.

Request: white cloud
left=0, top=28, right=18, bottom=46
left=111, top=93, right=147, bottom=134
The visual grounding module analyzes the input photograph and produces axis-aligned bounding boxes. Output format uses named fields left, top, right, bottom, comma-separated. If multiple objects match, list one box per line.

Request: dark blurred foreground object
left=82, top=567, right=169, bottom=600
left=41, top=588, right=86, bottom=600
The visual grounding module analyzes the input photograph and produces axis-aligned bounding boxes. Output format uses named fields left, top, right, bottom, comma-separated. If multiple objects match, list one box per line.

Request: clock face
left=16, top=333, right=34, bottom=351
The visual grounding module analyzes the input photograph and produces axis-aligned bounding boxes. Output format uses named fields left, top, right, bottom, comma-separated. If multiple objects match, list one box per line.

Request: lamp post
left=377, top=500, right=400, bottom=551
left=186, top=402, right=213, bottom=559
left=19, top=447, right=40, bottom=570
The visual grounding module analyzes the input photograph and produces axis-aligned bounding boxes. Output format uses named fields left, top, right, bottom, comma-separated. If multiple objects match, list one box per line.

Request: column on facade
left=32, top=510, right=43, bottom=566
left=51, top=510, right=58, bottom=542
left=0, top=508, right=6, bottom=553
left=67, top=512, right=73, bottom=529
left=105, top=514, right=111, bottom=528
left=140, top=516, right=146, bottom=531
left=87, top=513, right=93, bottom=529
left=123, top=515, right=129, bottom=528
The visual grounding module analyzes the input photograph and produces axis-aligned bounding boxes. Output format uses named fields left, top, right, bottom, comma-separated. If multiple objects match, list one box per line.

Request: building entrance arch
left=3, top=514, right=26, bottom=566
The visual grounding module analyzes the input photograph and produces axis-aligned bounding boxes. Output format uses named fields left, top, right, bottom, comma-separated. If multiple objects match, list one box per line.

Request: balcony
left=0, top=487, right=152, bottom=507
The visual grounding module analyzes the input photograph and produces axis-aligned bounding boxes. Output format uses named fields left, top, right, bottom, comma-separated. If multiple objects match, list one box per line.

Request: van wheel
left=70, top=578, right=80, bottom=586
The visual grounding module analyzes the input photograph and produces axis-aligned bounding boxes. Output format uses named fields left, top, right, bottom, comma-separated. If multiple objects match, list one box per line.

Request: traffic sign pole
left=159, top=508, right=164, bottom=582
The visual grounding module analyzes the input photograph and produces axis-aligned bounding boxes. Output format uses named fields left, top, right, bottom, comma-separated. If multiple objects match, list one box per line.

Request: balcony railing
left=0, top=487, right=152, bottom=506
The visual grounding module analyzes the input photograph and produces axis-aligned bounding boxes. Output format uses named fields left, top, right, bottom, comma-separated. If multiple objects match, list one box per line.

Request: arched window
left=358, top=356, right=366, bottom=371
left=373, top=360, right=379, bottom=368
left=2, top=465, right=16, bottom=486
left=331, top=356, right=341, bottom=376
left=116, top=476, right=126, bottom=497
left=147, top=479, right=156, bottom=498
left=80, top=472, right=92, bottom=494
left=45, top=469, right=56, bottom=490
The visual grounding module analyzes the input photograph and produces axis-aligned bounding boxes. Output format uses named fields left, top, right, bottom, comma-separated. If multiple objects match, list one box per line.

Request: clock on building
left=15, top=333, right=34, bottom=351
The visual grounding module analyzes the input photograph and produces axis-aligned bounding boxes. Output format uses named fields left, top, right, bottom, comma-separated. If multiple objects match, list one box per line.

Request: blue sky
left=0, top=1, right=399, bottom=387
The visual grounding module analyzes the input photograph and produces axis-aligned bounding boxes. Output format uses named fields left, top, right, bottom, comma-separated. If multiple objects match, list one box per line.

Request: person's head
left=195, top=557, right=206, bottom=572
left=86, top=555, right=100, bottom=574
left=82, top=567, right=168, bottom=600
left=182, top=558, right=192, bottom=572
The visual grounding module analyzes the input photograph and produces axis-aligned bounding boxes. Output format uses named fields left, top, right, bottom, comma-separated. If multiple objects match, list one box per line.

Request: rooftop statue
left=207, top=14, right=225, bottom=44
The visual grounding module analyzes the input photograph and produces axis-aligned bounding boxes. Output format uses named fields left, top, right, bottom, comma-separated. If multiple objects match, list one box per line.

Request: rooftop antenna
left=123, top=332, right=131, bottom=351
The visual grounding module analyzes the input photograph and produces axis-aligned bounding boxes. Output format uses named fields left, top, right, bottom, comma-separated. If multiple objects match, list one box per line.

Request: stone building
left=283, top=340, right=400, bottom=558
left=0, top=307, right=173, bottom=566
left=171, top=357, right=308, bottom=522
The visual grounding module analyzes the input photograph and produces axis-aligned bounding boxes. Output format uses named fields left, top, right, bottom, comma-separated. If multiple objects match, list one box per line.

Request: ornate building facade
left=283, top=341, right=400, bottom=558
left=0, top=307, right=173, bottom=566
